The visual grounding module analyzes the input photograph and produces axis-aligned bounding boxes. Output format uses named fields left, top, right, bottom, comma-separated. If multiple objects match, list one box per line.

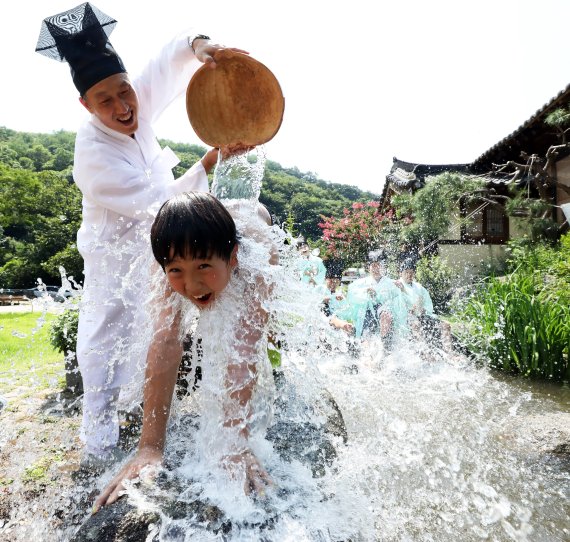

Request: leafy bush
left=318, top=201, right=399, bottom=263
left=391, top=172, right=486, bottom=247
left=49, top=307, right=78, bottom=355
left=50, top=307, right=82, bottom=394
left=455, top=235, right=570, bottom=381
left=416, top=255, right=457, bottom=314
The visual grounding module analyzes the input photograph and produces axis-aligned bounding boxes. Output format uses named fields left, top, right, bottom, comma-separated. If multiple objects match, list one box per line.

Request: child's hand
left=224, top=449, right=272, bottom=496
left=92, top=446, right=163, bottom=513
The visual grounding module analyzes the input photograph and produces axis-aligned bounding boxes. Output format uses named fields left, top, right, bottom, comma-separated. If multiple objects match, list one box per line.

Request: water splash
left=2, top=156, right=569, bottom=541
left=211, top=147, right=266, bottom=202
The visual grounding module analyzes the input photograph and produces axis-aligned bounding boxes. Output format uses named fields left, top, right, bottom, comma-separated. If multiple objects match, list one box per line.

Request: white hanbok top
left=73, top=34, right=209, bottom=396
left=74, top=34, right=208, bottom=266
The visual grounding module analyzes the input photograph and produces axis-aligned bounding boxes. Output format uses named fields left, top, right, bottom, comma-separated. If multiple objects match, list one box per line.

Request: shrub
left=49, top=307, right=82, bottom=394
left=416, top=255, right=456, bottom=314
left=455, top=233, right=570, bottom=381
left=49, top=307, right=78, bottom=355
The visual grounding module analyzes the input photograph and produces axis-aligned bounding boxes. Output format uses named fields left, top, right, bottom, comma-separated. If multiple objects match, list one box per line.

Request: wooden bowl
left=186, top=51, right=285, bottom=147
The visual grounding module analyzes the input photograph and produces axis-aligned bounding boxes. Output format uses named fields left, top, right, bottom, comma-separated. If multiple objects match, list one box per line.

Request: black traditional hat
left=399, top=257, right=417, bottom=272
left=325, top=259, right=344, bottom=279
left=35, top=2, right=126, bottom=95
left=367, top=249, right=387, bottom=263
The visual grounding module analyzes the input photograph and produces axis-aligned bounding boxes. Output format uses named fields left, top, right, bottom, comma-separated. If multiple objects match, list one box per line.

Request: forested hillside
left=0, top=127, right=377, bottom=288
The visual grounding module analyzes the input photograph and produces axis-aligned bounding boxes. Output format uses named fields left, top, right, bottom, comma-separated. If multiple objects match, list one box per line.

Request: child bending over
left=95, top=191, right=277, bottom=511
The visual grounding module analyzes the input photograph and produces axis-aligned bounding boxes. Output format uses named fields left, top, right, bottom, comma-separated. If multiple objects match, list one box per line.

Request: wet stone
left=70, top=499, right=160, bottom=542
left=71, top=372, right=347, bottom=541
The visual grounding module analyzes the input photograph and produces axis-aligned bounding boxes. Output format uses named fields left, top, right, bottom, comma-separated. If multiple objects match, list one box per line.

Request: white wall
left=438, top=243, right=508, bottom=281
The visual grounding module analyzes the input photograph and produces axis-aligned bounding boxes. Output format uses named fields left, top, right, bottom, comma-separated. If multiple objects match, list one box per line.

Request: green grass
left=0, top=312, right=64, bottom=393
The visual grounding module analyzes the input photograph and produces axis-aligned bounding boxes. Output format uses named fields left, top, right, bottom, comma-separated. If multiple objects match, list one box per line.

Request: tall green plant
left=456, top=273, right=570, bottom=381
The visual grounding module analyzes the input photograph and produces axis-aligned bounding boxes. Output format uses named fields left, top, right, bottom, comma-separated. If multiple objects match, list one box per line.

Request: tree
left=391, top=172, right=487, bottom=248
left=26, top=144, right=52, bottom=171
left=491, top=105, right=570, bottom=240
left=319, top=201, right=398, bottom=264
left=0, top=164, right=83, bottom=287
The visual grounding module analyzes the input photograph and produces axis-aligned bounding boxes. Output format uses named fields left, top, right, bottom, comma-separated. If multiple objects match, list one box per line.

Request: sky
left=2, top=0, right=570, bottom=195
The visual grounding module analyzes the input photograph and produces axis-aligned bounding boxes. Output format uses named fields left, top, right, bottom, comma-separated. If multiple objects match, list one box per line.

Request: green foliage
left=0, top=145, right=20, bottom=169
left=283, top=210, right=298, bottom=239
left=505, top=234, right=570, bottom=306
left=0, top=129, right=84, bottom=288
left=49, top=308, right=79, bottom=355
left=42, top=244, right=83, bottom=280
left=454, top=234, right=570, bottom=381
left=505, top=190, right=559, bottom=242
left=392, top=172, right=486, bottom=246
left=415, top=255, right=457, bottom=314
left=544, top=105, right=570, bottom=141
left=0, top=161, right=83, bottom=287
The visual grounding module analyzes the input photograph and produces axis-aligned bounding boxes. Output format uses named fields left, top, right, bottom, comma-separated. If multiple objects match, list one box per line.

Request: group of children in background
left=296, top=243, right=453, bottom=353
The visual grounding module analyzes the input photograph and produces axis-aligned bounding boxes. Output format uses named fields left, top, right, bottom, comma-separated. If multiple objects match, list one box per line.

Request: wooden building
left=382, top=84, right=570, bottom=278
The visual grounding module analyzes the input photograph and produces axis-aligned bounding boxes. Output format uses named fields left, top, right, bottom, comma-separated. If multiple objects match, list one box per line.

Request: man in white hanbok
left=36, top=2, right=245, bottom=467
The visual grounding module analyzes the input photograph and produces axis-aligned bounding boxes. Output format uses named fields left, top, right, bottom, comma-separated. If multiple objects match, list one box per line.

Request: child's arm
left=221, top=277, right=273, bottom=495
left=94, top=288, right=182, bottom=511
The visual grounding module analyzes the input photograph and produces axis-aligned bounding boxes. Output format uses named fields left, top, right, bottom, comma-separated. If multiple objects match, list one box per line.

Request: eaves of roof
left=472, top=83, right=570, bottom=168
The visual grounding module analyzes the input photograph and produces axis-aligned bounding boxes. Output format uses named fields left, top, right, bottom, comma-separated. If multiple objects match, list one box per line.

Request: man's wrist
left=188, top=34, right=211, bottom=54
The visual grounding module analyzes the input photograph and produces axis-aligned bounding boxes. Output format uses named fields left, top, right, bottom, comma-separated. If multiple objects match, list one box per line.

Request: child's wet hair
left=151, top=192, right=238, bottom=268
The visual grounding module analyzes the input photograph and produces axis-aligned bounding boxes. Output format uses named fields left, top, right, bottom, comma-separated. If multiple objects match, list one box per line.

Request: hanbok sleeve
left=420, top=285, right=434, bottom=316
left=135, top=33, right=202, bottom=124
left=74, top=140, right=208, bottom=221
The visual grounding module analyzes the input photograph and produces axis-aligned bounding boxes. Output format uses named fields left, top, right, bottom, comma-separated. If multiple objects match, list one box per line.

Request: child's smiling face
left=165, top=247, right=238, bottom=309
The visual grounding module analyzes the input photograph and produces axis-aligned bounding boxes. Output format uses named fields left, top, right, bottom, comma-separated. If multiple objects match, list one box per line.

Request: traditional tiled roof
left=383, top=83, right=570, bottom=202
left=471, top=83, right=570, bottom=170
left=383, top=158, right=472, bottom=199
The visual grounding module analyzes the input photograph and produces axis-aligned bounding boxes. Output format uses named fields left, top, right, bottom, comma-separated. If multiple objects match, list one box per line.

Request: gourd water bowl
left=186, top=51, right=285, bottom=147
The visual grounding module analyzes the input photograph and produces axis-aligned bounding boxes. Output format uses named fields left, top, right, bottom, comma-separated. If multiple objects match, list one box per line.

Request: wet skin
left=164, top=247, right=238, bottom=309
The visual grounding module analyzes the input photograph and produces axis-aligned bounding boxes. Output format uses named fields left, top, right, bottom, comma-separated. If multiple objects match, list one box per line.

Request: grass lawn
left=0, top=312, right=65, bottom=394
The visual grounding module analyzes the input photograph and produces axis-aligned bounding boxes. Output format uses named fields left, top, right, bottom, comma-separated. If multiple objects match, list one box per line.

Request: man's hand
left=93, top=447, right=163, bottom=513
left=219, top=144, right=256, bottom=159
left=201, top=148, right=219, bottom=174
left=201, top=144, right=256, bottom=174
left=330, top=316, right=355, bottom=335
left=193, top=43, right=249, bottom=68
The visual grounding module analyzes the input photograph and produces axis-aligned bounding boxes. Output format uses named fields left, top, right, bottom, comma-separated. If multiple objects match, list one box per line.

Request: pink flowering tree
left=318, top=201, right=403, bottom=264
